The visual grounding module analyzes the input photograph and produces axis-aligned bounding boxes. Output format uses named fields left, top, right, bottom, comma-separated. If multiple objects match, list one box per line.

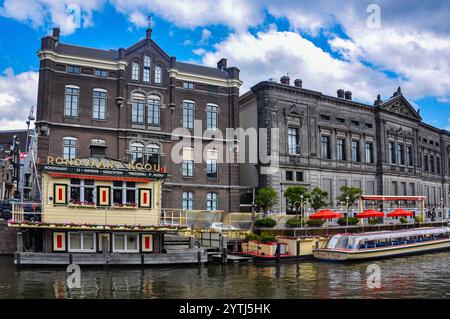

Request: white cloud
left=0, top=68, right=38, bottom=130
left=198, top=28, right=212, bottom=45
left=0, top=0, right=106, bottom=35
left=201, top=30, right=397, bottom=101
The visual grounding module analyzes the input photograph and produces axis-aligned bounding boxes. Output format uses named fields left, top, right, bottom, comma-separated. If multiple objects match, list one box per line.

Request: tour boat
left=313, top=227, right=450, bottom=261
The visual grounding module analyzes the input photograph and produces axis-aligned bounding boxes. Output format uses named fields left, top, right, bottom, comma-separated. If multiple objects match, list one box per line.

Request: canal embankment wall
left=0, top=221, right=18, bottom=255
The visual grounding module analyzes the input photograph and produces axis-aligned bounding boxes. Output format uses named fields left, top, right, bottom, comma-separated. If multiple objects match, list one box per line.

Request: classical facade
left=35, top=27, right=242, bottom=213
left=240, top=76, right=450, bottom=213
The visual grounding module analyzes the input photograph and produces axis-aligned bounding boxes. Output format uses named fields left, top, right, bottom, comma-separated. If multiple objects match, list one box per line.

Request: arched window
left=132, top=62, right=140, bottom=81
left=64, top=85, right=79, bottom=117
left=147, top=143, right=160, bottom=166
left=148, top=95, right=160, bottom=125
left=182, top=100, right=195, bottom=129
left=63, top=137, right=77, bottom=159
left=143, top=56, right=151, bottom=82
left=131, top=142, right=144, bottom=164
left=206, top=103, right=218, bottom=131
left=93, top=89, right=107, bottom=120
left=154, top=65, right=162, bottom=84
left=132, top=93, right=145, bottom=124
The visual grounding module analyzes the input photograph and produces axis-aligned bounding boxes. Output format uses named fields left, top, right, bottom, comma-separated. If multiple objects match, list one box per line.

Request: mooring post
left=189, top=236, right=195, bottom=249
left=296, top=240, right=300, bottom=257
left=16, top=232, right=23, bottom=253
left=102, top=236, right=110, bottom=266
left=222, top=237, right=228, bottom=263
left=276, top=243, right=281, bottom=263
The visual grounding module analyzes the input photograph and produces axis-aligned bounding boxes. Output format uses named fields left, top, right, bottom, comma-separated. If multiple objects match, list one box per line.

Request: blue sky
left=0, top=0, right=449, bottom=131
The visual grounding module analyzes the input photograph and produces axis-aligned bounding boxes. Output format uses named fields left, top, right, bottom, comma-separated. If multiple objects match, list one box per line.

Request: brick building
left=35, top=27, right=242, bottom=213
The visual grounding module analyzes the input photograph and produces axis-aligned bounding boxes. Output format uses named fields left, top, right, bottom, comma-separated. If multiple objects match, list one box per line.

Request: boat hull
left=313, top=239, right=450, bottom=261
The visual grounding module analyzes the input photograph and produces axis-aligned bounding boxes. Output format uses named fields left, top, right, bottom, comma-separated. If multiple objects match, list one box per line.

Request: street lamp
left=345, top=195, right=350, bottom=228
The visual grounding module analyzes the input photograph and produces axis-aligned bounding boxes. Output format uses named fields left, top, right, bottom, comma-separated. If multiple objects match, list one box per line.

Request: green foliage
left=255, top=187, right=278, bottom=213
left=309, top=187, right=328, bottom=212
left=254, top=217, right=277, bottom=228
left=286, top=217, right=305, bottom=228
left=414, top=216, right=423, bottom=223
left=306, top=219, right=325, bottom=227
left=336, top=186, right=362, bottom=208
left=245, top=232, right=276, bottom=243
left=284, top=186, right=310, bottom=209
left=400, top=217, right=408, bottom=224
left=368, top=218, right=379, bottom=225
left=337, top=217, right=359, bottom=226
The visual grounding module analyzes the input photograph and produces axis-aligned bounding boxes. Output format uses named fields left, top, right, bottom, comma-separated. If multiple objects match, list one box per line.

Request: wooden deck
left=14, top=248, right=207, bottom=266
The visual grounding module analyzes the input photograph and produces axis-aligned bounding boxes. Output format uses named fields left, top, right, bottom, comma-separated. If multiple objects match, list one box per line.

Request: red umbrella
left=387, top=209, right=414, bottom=217
left=309, top=210, right=343, bottom=220
left=356, top=210, right=384, bottom=218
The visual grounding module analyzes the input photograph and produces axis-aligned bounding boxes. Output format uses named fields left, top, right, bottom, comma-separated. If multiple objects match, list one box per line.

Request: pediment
left=380, top=95, right=422, bottom=121
left=125, top=38, right=171, bottom=62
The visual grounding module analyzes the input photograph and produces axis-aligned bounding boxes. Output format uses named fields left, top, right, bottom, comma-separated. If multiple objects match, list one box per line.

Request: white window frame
left=112, top=233, right=139, bottom=253
left=93, top=88, right=107, bottom=120
left=132, top=94, right=145, bottom=124
left=206, top=103, right=218, bottom=131
left=155, top=65, right=162, bottom=84
left=132, top=62, right=140, bottom=81
left=64, top=85, right=79, bottom=117
left=63, top=137, right=77, bottom=160
left=68, top=232, right=96, bottom=253
left=148, top=95, right=160, bottom=126
left=182, top=100, right=195, bottom=129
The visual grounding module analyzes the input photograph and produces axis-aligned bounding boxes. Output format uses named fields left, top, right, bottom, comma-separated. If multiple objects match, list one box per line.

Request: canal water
left=1, top=252, right=450, bottom=299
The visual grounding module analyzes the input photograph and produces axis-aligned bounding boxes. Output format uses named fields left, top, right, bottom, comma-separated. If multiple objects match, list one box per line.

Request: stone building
left=35, top=27, right=242, bottom=213
left=240, top=77, right=450, bottom=213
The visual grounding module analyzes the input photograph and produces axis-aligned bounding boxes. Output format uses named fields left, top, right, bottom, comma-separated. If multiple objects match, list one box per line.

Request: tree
left=336, top=186, right=362, bottom=208
left=309, top=187, right=328, bottom=212
left=255, top=187, right=278, bottom=216
left=284, top=186, right=310, bottom=217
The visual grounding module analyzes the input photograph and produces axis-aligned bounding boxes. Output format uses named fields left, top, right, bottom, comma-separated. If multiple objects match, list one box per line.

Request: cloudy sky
left=0, top=0, right=449, bottom=130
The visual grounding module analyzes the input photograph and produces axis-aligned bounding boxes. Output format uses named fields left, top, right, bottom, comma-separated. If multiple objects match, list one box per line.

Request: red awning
left=356, top=210, right=385, bottom=218
left=387, top=209, right=414, bottom=217
left=49, top=173, right=152, bottom=183
left=309, top=210, right=343, bottom=220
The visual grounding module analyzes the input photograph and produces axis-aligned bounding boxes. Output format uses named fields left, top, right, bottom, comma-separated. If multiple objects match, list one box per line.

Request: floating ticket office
left=9, top=157, right=205, bottom=265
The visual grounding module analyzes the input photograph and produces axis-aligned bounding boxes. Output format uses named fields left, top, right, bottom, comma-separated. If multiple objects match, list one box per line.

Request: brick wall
left=0, top=221, right=18, bottom=255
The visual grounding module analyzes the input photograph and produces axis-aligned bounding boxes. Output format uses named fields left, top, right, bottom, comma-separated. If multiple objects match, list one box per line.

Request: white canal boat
left=313, top=227, right=450, bottom=261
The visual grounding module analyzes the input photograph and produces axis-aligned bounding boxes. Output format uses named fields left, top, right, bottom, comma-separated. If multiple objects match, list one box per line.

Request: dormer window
left=143, top=56, right=151, bottom=82
left=132, top=62, right=140, bottom=81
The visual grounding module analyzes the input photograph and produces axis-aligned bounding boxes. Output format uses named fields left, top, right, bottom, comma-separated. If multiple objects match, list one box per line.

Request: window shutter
left=53, top=184, right=68, bottom=205
left=139, top=188, right=152, bottom=208
left=97, top=186, right=111, bottom=206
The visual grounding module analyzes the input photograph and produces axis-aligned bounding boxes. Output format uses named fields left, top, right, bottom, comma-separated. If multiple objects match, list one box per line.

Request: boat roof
left=334, top=227, right=450, bottom=241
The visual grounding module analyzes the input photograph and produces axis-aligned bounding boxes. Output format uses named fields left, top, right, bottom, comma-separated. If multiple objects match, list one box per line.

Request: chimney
left=374, top=94, right=382, bottom=106
left=294, top=79, right=303, bottom=88
left=217, top=58, right=227, bottom=70
left=52, top=27, right=60, bottom=41
left=280, top=75, right=290, bottom=85
left=345, top=91, right=352, bottom=100
left=146, top=27, right=152, bottom=39
left=337, top=89, right=345, bottom=98
left=118, top=48, right=125, bottom=60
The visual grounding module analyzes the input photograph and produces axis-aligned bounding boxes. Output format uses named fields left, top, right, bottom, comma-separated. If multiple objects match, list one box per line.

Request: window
left=321, top=135, right=331, bottom=159
left=90, top=139, right=107, bottom=157
left=424, top=154, right=429, bottom=171
left=63, top=137, right=77, bottom=160
left=288, top=127, right=300, bottom=155
left=94, top=69, right=108, bottom=77
left=64, top=86, right=79, bottom=117
left=206, top=104, right=218, bottom=131
left=131, top=143, right=144, bottom=164
left=206, top=150, right=218, bottom=179
left=68, top=232, right=95, bottom=252
left=337, top=139, right=346, bottom=161
left=407, top=146, right=413, bottom=166
left=320, top=115, right=330, bottom=121
left=148, top=95, right=160, bottom=125
left=397, top=144, right=405, bottom=166
left=143, top=56, right=151, bottom=82
left=207, top=192, right=218, bottom=211
left=365, top=142, right=373, bottom=163
left=69, top=179, right=95, bottom=204
left=155, top=65, right=162, bottom=84
left=286, top=171, right=293, bottom=181
left=388, top=142, right=396, bottom=164
left=113, top=233, right=139, bottom=253
left=336, top=118, right=346, bottom=124
left=93, top=89, right=107, bottom=120
left=182, top=147, right=194, bottom=177
left=112, top=181, right=136, bottom=205
left=207, top=85, right=218, bottom=93
left=132, top=97, right=145, bottom=124
left=437, top=157, right=441, bottom=174
left=351, top=120, right=360, bottom=126
left=352, top=140, right=360, bottom=162
left=183, top=82, right=195, bottom=90
left=182, top=101, right=195, bottom=129
left=430, top=155, right=435, bottom=173
left=182, top=192, right=194, bottom=210
left=296, top=172, right=304, bottom=182
left=67, top=65, right=80, bottom=74
left=132, top=62, right=139, bottom=80
left=147, top=144, right=160, bottom=166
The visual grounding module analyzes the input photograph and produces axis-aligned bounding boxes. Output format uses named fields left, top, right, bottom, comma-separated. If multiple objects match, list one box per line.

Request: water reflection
left=1, top=252, right=450, bottom=298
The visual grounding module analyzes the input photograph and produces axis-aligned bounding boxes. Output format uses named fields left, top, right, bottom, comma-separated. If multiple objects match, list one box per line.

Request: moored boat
left=313, top=227, right=450, bottom=261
